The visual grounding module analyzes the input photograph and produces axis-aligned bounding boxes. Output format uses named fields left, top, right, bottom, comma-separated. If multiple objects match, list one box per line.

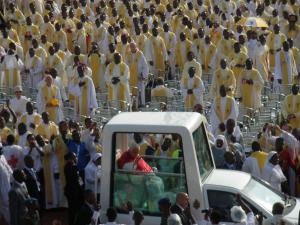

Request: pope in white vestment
left=69, top=65, right=98, bottom=116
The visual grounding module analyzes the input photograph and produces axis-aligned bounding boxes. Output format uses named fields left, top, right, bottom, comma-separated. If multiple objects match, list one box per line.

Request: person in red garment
left=117, top=142, right=153, bottom=173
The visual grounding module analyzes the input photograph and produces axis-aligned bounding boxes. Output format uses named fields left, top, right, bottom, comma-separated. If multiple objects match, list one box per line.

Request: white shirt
left=23, top=146, right=43, bottom=171
left=10, top=96, right=29, bottom=117
left=3, top=145, right=24, bottom=169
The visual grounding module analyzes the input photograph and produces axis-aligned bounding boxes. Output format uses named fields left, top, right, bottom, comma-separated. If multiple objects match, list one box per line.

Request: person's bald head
left=175, top=192, right=189, bottom=209
left=130, top=42, right=137, bottom=53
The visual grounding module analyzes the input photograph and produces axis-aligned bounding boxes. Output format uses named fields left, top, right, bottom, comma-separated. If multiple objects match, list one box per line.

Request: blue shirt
left=68, top=141, right=90, bottom=171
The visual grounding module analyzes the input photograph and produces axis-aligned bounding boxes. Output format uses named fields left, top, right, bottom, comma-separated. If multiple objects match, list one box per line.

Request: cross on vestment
left=8, top=154, right=18, bottom=169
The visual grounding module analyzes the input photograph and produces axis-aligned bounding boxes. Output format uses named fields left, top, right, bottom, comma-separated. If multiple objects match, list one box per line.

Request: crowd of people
left=0, top=0, right=300, bottom=224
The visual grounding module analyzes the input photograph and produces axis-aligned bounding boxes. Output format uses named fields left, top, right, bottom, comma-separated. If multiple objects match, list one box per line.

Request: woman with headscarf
left=262, top=151, right=286, bottom=191
left=212, top=135, right=229, bottom=169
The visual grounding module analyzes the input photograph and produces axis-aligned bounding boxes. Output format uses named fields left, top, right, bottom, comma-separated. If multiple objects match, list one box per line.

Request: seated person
left=151, top=77, right=174, bottom=102
left=117, top=141, right=153, bottom=172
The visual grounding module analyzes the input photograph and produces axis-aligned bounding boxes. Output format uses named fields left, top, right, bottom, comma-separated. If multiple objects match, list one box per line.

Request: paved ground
left=40, top=208, right=68, bottom=225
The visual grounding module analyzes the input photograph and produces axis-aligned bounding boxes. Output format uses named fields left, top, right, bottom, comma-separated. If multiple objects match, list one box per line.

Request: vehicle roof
left=106, top=112, right=205, bottom=132
left=205, top=169, right=251, bottom=190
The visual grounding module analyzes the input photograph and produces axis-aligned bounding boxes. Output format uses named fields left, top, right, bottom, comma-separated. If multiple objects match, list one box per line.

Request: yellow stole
left=280, top=51, right=294, bottom=85
left=127, top=50, right=142, bottom=87
left=4, top=63, right=20, bottom=88
left=107, top=62, right=126, bottom=102
left=176, top=40, right=192, bottom=69
left=183, top=77, right=200, bottom=108
left=215, top=69, right=234, bottom=96
left=152, top=36, right=165, bottom=71
left=74, top=77, right=89, bottom=116
left=251, top=151, right=267, bottom=172
left=21, top=113, right=41, bottom=126
left=269, top=33, right=285, bottom=68
left=215, top=96, right=232, bottom=122
left=42, top=144, right=54, bottom=204
left=241, top=70, right=257, bottom=108
left=54, top=135, right=68, bottom=193
left=0, top=127, right=11, bottom=143
left=89, top=53, right=101, bottom=89
left=42, top=85, right=58, bottom=122
left=286, top=94, right=300, bottom=128
left=200, top=44, right=216, bottom=73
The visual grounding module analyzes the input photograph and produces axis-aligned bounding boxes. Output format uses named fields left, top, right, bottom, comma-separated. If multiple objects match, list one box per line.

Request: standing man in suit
left=9, top=169, right=30, bottom=225
left=74, top=189, right=100, bottom=225
left=170, top=193, right=196, bottom=225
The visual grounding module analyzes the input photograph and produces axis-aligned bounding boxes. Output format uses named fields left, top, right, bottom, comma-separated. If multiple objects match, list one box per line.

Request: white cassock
left=37, top=77, right=67, bottom=102
left=3, top=145, right=24, bottom=170
left=0, top=155, right=12, bottom=224
left=125, top=51, right=149, bottom=105
left=84, top=162, right=101, bottom=195
left=24, top=55, right=44, bottom=89
left=10, top=96, right=29, bottom=118
left=0, top=54, right=23, bottom=88
left=242, top=156, right=261, bottom=178
left=274, top=50, right=298, bottom=92
left=69, top=76, right=98, bottom=116
left=210, top=96, right=239, bottom=135
left=104, top=63, right=131, bottom=104
left=148, top=36, right=168, bottom=73
left=180, top=76, right=205, bottom=106
left=36, top=85, right=64, bottom=123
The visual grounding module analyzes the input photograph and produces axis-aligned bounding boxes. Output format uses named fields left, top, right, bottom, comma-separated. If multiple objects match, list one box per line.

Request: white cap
left=93, top=153, right=102, bottom=161
left=14, top=85, right=23, bottom=92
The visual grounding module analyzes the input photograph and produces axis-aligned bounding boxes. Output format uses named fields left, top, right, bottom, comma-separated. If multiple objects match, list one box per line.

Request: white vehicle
left=100, top=112, right=299, bottom=224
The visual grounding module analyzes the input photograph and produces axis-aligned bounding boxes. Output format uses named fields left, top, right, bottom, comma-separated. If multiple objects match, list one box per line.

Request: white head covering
left=261, top=151, right=286, bottom=190
left=230, top=206, right=247, bottom=224
left=167, top=214, right=182, bottom=225
left=92, top=153, right=102, bottom=161
left=215, top=135, right=228, bottom=150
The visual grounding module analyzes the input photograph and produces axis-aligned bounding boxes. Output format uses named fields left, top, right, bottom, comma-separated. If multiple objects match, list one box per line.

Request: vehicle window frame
left=192, top=123, right=214, bottom=182
left=110, top=132, right=189, bottom=216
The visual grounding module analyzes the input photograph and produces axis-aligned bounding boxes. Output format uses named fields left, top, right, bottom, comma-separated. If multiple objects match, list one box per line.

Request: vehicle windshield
left=243, top=178, right=285, bottom=213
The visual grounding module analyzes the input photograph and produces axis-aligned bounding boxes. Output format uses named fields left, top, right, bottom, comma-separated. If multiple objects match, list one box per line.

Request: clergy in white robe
left=181, top=67, right=205, bottom=109
left=0, top=49, right=23, bottom=88
left=125, top=42, right=149, bottom=106
left=0, top=154, right=12, bottom=224
left=24, top=48, right=44, bottom=89
left=210, top=85, right=239, bottom=135
left=37, top=69, right=67, bottom=102
left=10, top=86, right=29, bottom=118
left=105, top=53, right=131, bottom=108
left=148, top=28, right=168, bottom=74
left=254, top=37, right=270, bottom=82
left=236, top=59, right=264, bottom=110
left=69, top=65, right=98, bottom=116
left=262, top=151, right=287, bottom=191
left=37, top=75, right=64, bottom=123
left=18, top=102, right=41, bottom=133
left=274, top=41, right=298, bottom=94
